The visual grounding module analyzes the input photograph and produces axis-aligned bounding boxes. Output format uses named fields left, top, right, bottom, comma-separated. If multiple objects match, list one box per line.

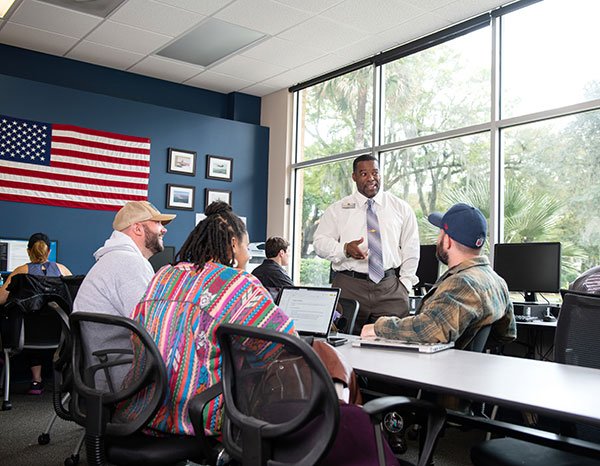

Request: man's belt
left=339, top=268, right=398, bottom=281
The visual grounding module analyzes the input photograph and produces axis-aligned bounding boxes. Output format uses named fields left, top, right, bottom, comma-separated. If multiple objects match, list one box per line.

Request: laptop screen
left=276, top=286, right=341, bottom=338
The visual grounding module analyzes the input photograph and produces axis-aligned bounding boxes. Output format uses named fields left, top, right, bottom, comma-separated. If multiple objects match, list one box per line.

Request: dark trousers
left=332, top=272, right=409, bottom=335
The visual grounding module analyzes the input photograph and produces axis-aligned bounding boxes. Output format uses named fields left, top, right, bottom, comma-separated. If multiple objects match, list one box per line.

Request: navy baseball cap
left=428, top=203, right=487, bottom=249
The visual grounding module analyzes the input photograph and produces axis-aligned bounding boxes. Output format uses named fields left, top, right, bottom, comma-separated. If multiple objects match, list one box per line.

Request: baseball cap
left=428, top=203, right=487, bottom=249
left=113, top=201, right=176, bottom=231
left=28, top=232, right=50, bottom=250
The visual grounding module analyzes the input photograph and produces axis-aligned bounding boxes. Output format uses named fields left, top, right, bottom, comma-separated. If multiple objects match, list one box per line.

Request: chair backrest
left=462, top=325, right=492, bottom=353
left=338, top=297, right=359, bottom=335
left=216, top=323, right=340, bottom=466
left=69, top=312, right=167, bottom=441
left=555, top=289, right=600, bottom=369
left=4, top=274, right=77, bottom=351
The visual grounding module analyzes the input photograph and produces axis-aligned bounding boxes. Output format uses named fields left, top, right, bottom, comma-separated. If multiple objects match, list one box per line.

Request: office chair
left=69, top=312, right=208, bottom=466
left=213, top=323, right=446, bottom=466
left=336, top=297, right=359, bottom=335
left=1, top=274, right=80, bottom=410
left=461, top=324, right=492, bottom=353
left=471, top=289, right=600, bottom=466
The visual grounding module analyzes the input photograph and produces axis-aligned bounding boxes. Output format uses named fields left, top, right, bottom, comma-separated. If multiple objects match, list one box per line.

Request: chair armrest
left=189, top=382, right=223, bottom=465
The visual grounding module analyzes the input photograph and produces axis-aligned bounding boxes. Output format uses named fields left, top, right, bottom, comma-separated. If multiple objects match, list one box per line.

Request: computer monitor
left=148, top=246, right=176, bottom=272
left=0, top=237, right=58, bottom=273
left=414, top=244, right=440, bottom=296
left=493, top=242, right=561, bottom=303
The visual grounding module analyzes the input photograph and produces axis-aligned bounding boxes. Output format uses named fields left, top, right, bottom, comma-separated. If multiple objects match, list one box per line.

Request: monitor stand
left=523, top=291, right=537, bottom=303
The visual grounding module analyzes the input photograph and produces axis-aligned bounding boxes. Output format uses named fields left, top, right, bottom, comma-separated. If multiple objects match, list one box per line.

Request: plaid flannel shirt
left=374, top=256, right=516, bottom=349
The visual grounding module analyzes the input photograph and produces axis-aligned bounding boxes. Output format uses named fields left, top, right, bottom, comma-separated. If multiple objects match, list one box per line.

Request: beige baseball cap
left=113, top=201, right=176, bottom=231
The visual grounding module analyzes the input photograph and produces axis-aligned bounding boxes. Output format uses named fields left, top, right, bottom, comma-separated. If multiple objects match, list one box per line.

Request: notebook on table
left=276, top=286, right=346, bottom=346
left=352, top=337, right=454, bottom=353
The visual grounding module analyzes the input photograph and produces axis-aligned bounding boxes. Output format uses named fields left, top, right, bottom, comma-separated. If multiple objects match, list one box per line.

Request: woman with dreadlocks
left=118, top=202, right=296, bottom=437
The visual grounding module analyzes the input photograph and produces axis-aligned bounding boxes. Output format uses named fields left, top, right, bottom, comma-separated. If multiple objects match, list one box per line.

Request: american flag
left=0, top=115, right=150, bottom=211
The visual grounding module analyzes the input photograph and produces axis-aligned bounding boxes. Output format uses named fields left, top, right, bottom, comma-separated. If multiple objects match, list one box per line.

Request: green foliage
left=299, top=257, right=331, bottom=286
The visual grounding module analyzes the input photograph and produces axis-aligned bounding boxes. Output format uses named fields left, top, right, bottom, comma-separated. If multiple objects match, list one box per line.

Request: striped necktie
left=367, top=199, right=384, bottom=283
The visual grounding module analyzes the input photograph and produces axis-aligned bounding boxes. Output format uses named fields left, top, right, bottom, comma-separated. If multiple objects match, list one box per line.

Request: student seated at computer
left=117, top=202, right=361, bottom=438
left=0, top=232, right=71, bottom=394
left=361, top=203, right=516, bottom=349
left=251, top=236, right=294, bottom=289
left=570, top=265, right=600, bottom=294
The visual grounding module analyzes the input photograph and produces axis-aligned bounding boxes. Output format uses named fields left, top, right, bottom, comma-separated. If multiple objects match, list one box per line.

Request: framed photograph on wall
left=168, top=148, right=196, bottom=176
left=206, top=155, right=233, bottom=181
left=205, top=188, right=232, bottom=209
left=166, top=184, right=195, bottom=210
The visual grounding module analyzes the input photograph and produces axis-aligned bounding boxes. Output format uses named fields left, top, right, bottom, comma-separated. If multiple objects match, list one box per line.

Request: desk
left=508, top=320, right=557, bottom=360
left=336, top=340, right=600, bottom=428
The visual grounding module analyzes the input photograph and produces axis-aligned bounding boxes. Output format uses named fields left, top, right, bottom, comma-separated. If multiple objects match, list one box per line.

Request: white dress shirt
left=313, top=190, right=420, bottom=292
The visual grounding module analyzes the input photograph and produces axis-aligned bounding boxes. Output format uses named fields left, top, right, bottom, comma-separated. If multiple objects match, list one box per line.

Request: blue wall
left=0, top=47, right=269, bottom=274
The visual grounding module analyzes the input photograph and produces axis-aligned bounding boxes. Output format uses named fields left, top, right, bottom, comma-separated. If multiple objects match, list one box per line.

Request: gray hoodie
left=73, top=231, right=154, bottom=390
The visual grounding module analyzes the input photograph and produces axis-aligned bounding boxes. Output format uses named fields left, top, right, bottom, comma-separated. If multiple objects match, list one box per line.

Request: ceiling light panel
left=157, top=18, right=264, bottom=67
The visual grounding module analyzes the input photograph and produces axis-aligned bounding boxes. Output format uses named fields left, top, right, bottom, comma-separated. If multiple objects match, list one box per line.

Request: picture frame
left=166, top=184, right=195, bottom=211
left=167, top=148, right=196, bottom=176
left=206, top=154, right=233, bottom=181
left=205, top=188, right=232, bottom=209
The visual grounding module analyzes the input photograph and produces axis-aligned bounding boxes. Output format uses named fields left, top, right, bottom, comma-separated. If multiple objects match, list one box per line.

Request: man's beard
left=142, top=223, right=164, bottom=255
left=436, top=239, right=449, bottom=266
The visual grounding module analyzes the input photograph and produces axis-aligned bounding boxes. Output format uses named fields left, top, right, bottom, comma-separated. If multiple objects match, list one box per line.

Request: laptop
left=352, top=337, right=454, bottom=353
left=276, top=286, right=346, bottom=346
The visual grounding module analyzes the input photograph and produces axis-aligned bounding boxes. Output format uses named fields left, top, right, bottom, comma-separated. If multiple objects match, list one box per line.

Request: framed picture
left=206, top=154, right=233, bottom=181
left=168, top=148, right=196, bottom=176
left=205, top=188, right=232, bottom=209
left=166, top=184, right=195, bottom=210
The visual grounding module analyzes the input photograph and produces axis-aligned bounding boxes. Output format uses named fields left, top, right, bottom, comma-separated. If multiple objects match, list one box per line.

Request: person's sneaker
left=28, top=381, right=44, bottom=395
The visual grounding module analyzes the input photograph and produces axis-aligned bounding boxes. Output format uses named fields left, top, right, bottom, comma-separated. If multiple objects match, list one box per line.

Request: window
left=501, top=0, right=600, bottom=118
left=502, top=110, right=600, bottom=287
left=382, top=133, right=490, bottom=244
left=291, top=0, right=600, bottom=289
left=296, top=67, right=373, bottom=162
left=383, top=27, right=490, bottom=143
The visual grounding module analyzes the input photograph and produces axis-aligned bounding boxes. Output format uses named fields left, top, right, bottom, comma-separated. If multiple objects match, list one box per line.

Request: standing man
left=252, top=236, right=294, bottom=289
left=361, top=203, right=516, bottom=349
left=73, top=200, right=175, bottom=389
left=313, top=154, right=420, bottom=334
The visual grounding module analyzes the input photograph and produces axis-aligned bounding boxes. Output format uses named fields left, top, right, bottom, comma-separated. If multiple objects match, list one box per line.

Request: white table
left=336, top=340, right=600, bottom=427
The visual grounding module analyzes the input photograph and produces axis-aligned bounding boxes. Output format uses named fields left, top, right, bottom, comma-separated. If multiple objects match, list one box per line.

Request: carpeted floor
left=0, top=381, right=485, bottom=466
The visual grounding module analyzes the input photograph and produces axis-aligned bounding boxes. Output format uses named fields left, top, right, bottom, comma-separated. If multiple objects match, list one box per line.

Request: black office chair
left=212, top=323, right=446, bottom=466
left=336, top=297, right=359, bottom=335
left=68, top=312, right=207, bottom=466
left=1, top=274, right=81, bottom=410
left=471, top=289, right=600, bottom=466
left=461, top=324, right=492, bottom=353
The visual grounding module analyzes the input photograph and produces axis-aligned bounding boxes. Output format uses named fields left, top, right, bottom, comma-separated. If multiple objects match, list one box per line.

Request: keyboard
left=515, top=315, right=538, bottom=322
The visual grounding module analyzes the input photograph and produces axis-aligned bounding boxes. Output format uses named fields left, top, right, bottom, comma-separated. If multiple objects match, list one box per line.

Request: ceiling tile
left=273, top=0, right=345, bottom=14
left=321, top=0, right=423, bottom=34
left=377, top=13, right=451, bottom=47
left=66, top=40, right=144, bottom=70
left=185, top=70, right=253, bottom=93
left=210, top=54, right=288, bottom=82
left=154, top=0, right=234, bottom=15
left=240, top=37, right=325, bottom=69
left=268, top=53, right=350, bottom=86
left=129, top=55, right=204, bottom=82
left=239, top=82, right=281, bottom=97
left=215, top=0, right=311, bottom=35
left=86, top=20, right=172, bottom=55
left=0, top=22, right=78, bottom=56
left=109, top=0, right=205, bottom=37
left=333, top=34, right=398, bottom=61
left=9, top=0, right=102, bottom=38
left=278, top=16, right=365, bottom=53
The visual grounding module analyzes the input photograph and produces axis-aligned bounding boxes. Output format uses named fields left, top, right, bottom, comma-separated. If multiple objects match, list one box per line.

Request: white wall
left=260, top=88, right=294, bottom=241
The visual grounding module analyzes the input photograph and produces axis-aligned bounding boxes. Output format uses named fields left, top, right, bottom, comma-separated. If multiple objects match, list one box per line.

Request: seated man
left=252, top=236, right=294, bottom=289
left=73, top=201, right=175, bottom=389
left=570, top=265, right=600, bottom=294
left=361, top=203, right=516, bottom=350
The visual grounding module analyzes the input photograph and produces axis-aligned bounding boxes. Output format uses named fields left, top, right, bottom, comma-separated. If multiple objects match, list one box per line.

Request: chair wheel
left=2, top=400, right=12, bottom=410
left=64, top=454, right=79, bottom=466
left=38, top=433, right=50, bottom=445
